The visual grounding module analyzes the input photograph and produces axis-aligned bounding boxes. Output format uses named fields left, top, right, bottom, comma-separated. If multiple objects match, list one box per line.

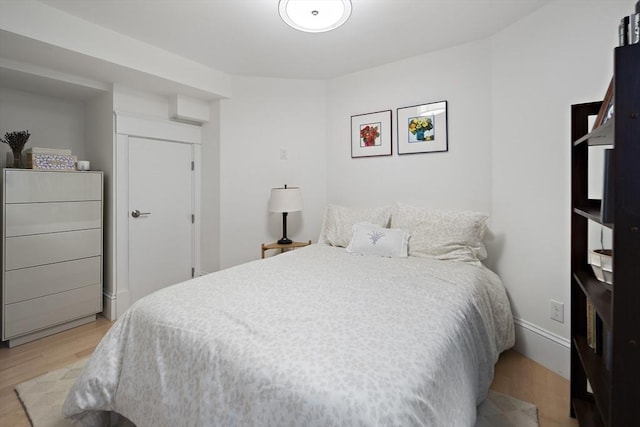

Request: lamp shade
left=269, top=187, right=302, bottom=213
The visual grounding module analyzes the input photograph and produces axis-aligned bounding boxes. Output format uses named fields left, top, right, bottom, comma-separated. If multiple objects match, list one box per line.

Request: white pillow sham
left=318, top=205, right=392, bottom=248
left=346, top=222, right=409, bottom=258
left=391, top=203, right=488, bottom=263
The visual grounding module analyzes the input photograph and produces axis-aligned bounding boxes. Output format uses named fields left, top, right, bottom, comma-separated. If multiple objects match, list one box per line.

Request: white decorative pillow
left=318, top=205, right=391, bottom=248
left=346, top=222, right=409, bottom=258
left=391, top=203, right=488, bottom=263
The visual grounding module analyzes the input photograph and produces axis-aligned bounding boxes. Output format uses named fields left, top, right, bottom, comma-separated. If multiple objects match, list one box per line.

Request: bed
left=63, top=204, right=515, bottom=427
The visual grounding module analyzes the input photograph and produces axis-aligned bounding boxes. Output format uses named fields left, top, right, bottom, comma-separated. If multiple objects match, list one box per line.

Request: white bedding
left=63, top=244, right=514, bottom=427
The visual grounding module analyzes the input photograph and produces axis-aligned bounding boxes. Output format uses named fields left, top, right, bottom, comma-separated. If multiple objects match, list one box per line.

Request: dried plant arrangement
left=1, top=130, right=31, bottom=168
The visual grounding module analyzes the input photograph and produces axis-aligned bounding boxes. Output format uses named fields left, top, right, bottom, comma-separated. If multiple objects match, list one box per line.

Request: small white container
left=76, top=160, right=91, bottom=171
left=589, top=249, right=613, bottom=286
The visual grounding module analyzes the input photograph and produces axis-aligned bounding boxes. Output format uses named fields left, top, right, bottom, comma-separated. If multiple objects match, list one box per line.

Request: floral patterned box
left=24, top=153, right=77, bottom=170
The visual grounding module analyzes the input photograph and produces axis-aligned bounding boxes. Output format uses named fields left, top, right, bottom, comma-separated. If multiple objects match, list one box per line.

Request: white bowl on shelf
left=589, top=249, right=613, bottom=286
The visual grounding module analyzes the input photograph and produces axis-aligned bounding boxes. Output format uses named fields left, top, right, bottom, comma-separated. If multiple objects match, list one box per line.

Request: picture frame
left=593, top=78, right=614, bottom=130
left=397, top=101, right=448, bottom=155
left=351, top=110, right=392, bottom=158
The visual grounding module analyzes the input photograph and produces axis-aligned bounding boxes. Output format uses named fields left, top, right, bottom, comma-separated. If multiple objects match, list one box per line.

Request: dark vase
left=11, top=148, right=23, bottom=168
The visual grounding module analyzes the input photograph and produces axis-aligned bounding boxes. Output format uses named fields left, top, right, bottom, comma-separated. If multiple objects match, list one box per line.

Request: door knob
left=131, top=209, right=151, bottom=218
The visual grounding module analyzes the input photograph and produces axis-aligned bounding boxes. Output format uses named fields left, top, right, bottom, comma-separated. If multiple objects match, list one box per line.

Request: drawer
left=5, top=229, right=101, bottom=271
left=5, top=201, right=101, bottom=237
left=3, top=170, right=102, bottom=203
left=3, top=284, right=101, bottom=339
left=4, top=256, right=101, bottom=303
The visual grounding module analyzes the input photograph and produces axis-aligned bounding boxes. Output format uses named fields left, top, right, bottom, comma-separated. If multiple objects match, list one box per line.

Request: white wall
left=0, top=88, right=85, bottom=165
left=85, top=90, right=115, bottom=299
left=326, top=39, right=494, bottom=214
left=490, top=0, right=629, bottom=376
left=201, top=101, right=221, bottom=274
left=218, top=76, right=327, bottom=269
left=113, top=85, right=170, bottom=118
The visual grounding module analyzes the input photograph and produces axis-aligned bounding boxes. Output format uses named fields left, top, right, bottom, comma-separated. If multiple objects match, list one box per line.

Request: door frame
left=108, top=112, right=201, bottom=319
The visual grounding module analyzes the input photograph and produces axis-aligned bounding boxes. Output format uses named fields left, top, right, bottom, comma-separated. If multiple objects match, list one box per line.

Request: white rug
left=476, top=390, right=539, bottom=427
left=16, top=359, right=538, bottom=427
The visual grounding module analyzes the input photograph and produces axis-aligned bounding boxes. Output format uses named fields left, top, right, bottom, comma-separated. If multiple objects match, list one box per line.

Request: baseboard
left=513, top=317, right=571, bottom=379
left=102, top=291, right=117, bottom=321
left=102, top=288, right=131, bottom=321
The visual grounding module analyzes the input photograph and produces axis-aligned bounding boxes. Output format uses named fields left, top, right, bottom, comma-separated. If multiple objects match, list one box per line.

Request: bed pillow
left=318, top=205, right=392, bottom=247
left=346, top=222, right=409, bottom=258
left=390, top=202, right=437, bottom=230
left=391, top=203, right=488, bottom=263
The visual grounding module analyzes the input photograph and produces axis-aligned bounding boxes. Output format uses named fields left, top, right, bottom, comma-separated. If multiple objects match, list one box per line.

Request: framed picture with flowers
left=397, top=101, right=448, bottom=155
left=351, top=110, right=392, bottom=158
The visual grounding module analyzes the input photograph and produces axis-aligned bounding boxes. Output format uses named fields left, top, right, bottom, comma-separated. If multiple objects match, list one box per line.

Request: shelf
left=573, top=336, right=610, bottom=423
left=574, top=269, right=612, bottom=329
left=573, top=199, right=613, bottom=228
left=573, top=398, right=604, bottom=427
left=574, top=208, right=613, bottom=228
left=573, top=120, right=613, bottom=147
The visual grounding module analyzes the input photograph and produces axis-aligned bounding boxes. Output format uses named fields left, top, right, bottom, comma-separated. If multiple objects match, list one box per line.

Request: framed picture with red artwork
left=351, top=110, right=392, bottom=158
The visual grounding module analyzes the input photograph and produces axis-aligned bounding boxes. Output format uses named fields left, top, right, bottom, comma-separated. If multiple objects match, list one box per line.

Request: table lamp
left=269, top=185, right=302, bottom=244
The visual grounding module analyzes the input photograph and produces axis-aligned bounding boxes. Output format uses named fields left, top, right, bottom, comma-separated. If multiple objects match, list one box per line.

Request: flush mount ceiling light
left=278, top=0, right=352, bottom=33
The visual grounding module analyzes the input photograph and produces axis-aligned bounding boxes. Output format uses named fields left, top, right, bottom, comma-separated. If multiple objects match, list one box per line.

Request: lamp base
left=277, top=237, right=293, bottom=245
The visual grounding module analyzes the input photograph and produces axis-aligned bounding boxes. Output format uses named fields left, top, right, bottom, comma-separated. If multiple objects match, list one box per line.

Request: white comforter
left=64, top=244, right=514, bottom=427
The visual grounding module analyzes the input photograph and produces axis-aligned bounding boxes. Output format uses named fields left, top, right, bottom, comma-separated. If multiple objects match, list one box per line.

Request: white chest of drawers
left=2, top=169, right=103, bottom=347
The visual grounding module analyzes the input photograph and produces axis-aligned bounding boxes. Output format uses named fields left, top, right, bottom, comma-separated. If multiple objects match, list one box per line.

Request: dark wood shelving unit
left=572, top=398, right=603, bottom=427
left=570, top=43, right=640, bottom=427
left=573, top=269, right=612, bottom=328
left=573, top=336, right=611, bottom=421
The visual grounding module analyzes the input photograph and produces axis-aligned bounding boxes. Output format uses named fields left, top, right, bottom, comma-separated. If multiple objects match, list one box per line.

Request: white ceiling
left=36, top=0, right=552, bottom=80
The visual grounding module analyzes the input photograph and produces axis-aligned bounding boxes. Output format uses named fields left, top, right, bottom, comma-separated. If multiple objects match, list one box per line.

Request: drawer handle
left=131, top=210, right=151, bottom=218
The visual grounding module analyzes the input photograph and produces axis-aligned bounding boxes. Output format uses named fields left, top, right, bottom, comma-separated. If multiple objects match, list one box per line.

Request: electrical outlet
left=279, top=148, right=288, bottom=160
left=550, top=300, right=564, bottom=323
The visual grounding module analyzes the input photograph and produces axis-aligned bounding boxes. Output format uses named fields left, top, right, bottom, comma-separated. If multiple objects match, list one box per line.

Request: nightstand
left=261, top=240, right=311, bottom=259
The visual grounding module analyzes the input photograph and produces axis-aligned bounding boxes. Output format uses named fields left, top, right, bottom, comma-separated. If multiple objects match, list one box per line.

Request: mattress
left=63, top=244, right=515, bottom=426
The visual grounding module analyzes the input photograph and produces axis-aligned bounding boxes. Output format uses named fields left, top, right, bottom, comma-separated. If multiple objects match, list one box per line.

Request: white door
left=128, top=137, right=194, bottom=304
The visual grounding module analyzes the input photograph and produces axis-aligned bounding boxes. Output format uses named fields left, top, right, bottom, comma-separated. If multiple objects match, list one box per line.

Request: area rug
left=16, top=359, right=538, bottom=427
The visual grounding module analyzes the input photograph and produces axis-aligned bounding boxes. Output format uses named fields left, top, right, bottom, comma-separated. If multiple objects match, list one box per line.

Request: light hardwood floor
left=0, top=316, right=578, bottom=427
left=491, top=349, right=577, bottom=427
